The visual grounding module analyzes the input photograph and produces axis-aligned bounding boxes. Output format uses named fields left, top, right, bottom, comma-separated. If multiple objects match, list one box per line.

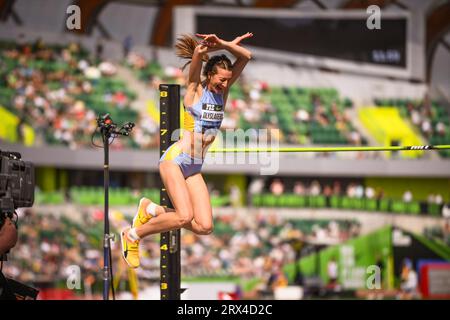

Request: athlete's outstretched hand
left=196, top=33, right=224, bottom=49
left=231, top=32, right=253, bottom=46
left=195, top=43, right=210, bottom=54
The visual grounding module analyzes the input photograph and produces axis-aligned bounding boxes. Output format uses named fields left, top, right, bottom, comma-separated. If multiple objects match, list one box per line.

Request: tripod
left=95, top=114, right=134, bottom=300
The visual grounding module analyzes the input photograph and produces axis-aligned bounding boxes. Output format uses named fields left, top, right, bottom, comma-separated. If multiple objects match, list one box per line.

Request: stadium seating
left=1, top=39, right=375, bottom=150
left=34, top=187, right=441, bottom=216
left=229, top=84, right=364, bottom=145
left=373, top=98, right=450, bottom=158
left=36, top=186, right=231, bottom=208
left=6, top=207, right=360, bottom=297
left=251, top=193, right=437, bottom=216
left=358, top=107, right=424, bottom=158
left=0, top=40, right=139, bottom=148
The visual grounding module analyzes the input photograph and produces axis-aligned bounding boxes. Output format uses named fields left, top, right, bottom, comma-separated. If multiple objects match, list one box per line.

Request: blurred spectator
left=311, top=224, right=327, bottom=241
left=436, top=121, right=446, bottom=136
left=443, top=204, right=450, bottom=219
left=267, top=263, right=289, bottom=292
left=402, top=190, right=413, bottom=203
left=349, top=130, right=362, bottom=145
left=376, top=188, right=385, bottom=200
left=327, top=257, right=339, bottom=288
left=422, top=94, right=432, bottom=117
left=314, top=104, right=329, bottom=126
left=248, top=178, right=265, bottom=205
left=229, top=184, right=242, bottom=207
left=295, top=109, right=310, bottom=122
left=95, top=38, right=103, bottom=62
left=346, top=183, right=356, bottom=198
left=221, top=112, right=239, bottom=130
left=98, top=61, right=117, bottom=76
left=435, top=194, right=443, bottom=205
left=327, top=221, right=340, bottom=239
left=365, top=186, right=375, bottom=199
left=355, top=184, right=364, bottom=199
left=410, top=109, right=421, bottom=126
left=309, top=180, right=321, bottom=196
left=444, top=218, right=450, bottom=245
left=421, top=119, right=432, bottom=138
left=270, top=179, right=284, bottom=196
left=323, top=185, right=333, bottom=197
left=332, top=181, right=342, bottom=196
left=293, top=181, right=306, bottom=195
left=398, top=258, right=418, bottom=300
left=122, top=35, right=133, bottom=60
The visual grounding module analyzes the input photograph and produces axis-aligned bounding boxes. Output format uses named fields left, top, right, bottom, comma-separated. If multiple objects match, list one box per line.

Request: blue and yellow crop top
left=184, top=87, right=224, bottom=133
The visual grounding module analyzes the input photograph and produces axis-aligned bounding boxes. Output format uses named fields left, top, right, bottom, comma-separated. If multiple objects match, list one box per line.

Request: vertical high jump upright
left=158, top=84, right=182, bottom=300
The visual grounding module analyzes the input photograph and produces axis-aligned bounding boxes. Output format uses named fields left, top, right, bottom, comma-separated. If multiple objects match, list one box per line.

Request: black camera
left=0, top=150, right=36, bottom=300
left=0, top=150, right=35, bottom=228
left=96, top=113, right=135, bottom=137
left=96, top=113, right=117, bottom=132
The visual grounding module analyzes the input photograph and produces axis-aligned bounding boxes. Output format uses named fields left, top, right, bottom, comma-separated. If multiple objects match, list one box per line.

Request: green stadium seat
left=296, top=195, right=307, bottom=207
left=309, top=195, right=326, bottom=208
left=407, top=201, right=421, bottom=215
left=391, top=200, right=406, bottom=214
left=365, top=199, right=378, bottom=212
left=330, top=195, right=341, bottom=209
left=379, top=199, right=391, bottom=212
left=262, top=194, right=278, bottom=207
left=251, top=194, right=262, bottom=207
left=351, top=198, right=364, bottom=210
left=340, top=197, right=351, bottom=210
left=279, top=194, right=294, bottom=207
left=211, top=195, right=230, bottom=207
left=428, top=203, right=441, bottom=216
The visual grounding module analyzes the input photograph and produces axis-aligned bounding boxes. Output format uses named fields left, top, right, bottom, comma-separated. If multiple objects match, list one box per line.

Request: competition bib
left=201, top=103, right=224, bottom=130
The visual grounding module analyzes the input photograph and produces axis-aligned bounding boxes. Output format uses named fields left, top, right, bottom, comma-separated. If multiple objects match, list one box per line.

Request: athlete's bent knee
left=176, top=211, right=194, bottom=228
left=195, top=222, right=214, bottom=235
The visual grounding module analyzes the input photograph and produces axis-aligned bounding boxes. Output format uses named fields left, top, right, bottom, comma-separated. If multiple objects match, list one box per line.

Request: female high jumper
left=121, top=32, right=253, bottom=268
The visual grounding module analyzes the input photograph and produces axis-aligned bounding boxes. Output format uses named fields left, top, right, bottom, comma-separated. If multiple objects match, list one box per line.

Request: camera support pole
left=96, top=115, right=134, bottom=300
left=101, top=126, right=114, bottom=301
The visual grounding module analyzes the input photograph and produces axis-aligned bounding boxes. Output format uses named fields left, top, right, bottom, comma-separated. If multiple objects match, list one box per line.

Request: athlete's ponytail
left=175, top=34, right=209, bottom=71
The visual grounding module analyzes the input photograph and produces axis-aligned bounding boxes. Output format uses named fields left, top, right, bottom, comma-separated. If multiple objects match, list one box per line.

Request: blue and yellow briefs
left=159, top=87, right=224, bottom=178
left=159, top=143, right=203, bottom=178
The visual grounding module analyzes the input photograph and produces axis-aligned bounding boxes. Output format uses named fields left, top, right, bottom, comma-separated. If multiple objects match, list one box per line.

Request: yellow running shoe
left=132, top=197, right=153, bottom=229
left=120, top=228, right=140, bottom=268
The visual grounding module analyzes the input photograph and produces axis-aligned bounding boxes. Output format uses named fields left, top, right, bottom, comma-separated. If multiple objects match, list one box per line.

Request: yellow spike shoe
left=120, top=228, right=140, bottom=269
left=132, top=197, right=153, bottom=228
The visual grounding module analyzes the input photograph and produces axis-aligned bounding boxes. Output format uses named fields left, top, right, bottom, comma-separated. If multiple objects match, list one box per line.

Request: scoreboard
left=196, top=15, right=407, bottom=68
left=174, top=7, right=423, bottom=80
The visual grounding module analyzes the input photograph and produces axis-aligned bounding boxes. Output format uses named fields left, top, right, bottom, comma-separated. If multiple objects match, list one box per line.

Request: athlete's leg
left=183, top=173, right=213, bottom=235
left=134, top=161, right=194, bottom=238
left=121, top=160, right=191, bottom=268
left=131, top=196, right=174, bottom=229
left=134, top=173, right=213, bottom=235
